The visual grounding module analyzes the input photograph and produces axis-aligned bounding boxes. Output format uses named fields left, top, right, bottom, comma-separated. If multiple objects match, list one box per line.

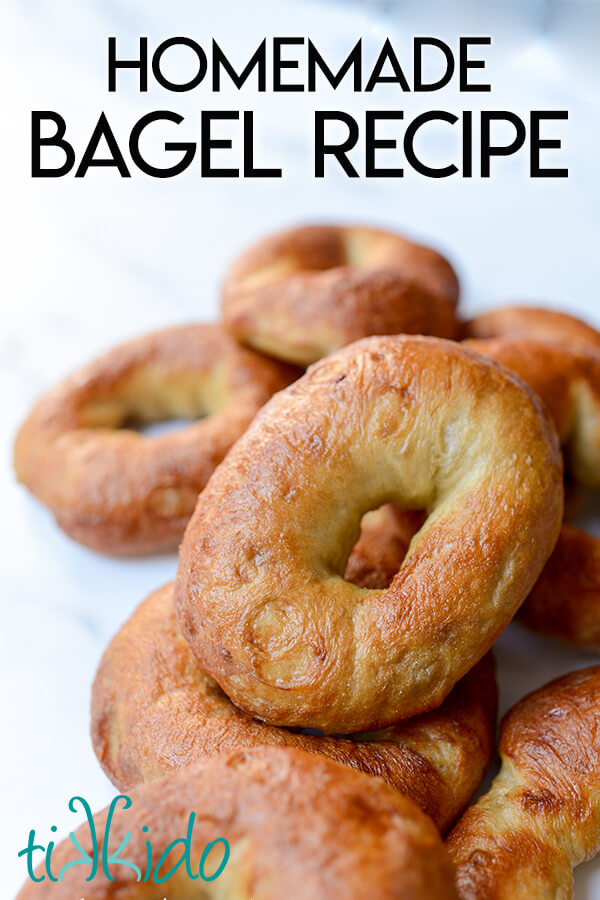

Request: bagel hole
left=238, top=229, right=377, bottom=291
left=343, top=229, right=376, bottom=267
left=80, top=368, right=230, bottom=433
left=121, top=416, right=198, bottom=437
left=80, top=403, right=205, bottom=435
left=81, top=399, right=212, bottom=433
left=344, top=503, right=426, bottom=591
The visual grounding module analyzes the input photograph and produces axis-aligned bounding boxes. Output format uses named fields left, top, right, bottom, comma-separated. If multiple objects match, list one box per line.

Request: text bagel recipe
left=32, top=36, right=568, bottom=179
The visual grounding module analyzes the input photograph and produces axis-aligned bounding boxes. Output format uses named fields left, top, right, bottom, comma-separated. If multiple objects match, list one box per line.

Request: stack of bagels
left=14, top=224, right=600, bottom=900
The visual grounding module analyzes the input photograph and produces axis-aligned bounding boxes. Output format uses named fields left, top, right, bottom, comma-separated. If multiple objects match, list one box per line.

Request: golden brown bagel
left=14, top=325, right=297, bottom=555
left=465, top=305, right=600, bottom=349
left=17, top=746, right=458, bottom=900
left=465, top=337, right=600, bottom=486
left=447, top=666, right=600, bottom=900
left=175, top=335, right=563, bottom=733
left=91, top=581, right=497, bottom=834
left=222, top=224, right=460, bottom=365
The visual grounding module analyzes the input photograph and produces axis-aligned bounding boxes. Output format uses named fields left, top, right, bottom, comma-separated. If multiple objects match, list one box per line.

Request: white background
left=2, top=0, right=600, bottom=896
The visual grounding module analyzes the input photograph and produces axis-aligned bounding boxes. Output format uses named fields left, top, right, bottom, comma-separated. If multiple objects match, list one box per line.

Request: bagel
left=222, top=224, right=460, bottom=365
left=17, top=746, right=458, bottom=900
left=92, top=581, right=497, bottom=834
left=14, top=325, right=297, bottom=555
left=465, top=305, right=600, bottom=350
left=447, top=666, right=600, bottom=900
left=175, top=335, right=563, bottom=733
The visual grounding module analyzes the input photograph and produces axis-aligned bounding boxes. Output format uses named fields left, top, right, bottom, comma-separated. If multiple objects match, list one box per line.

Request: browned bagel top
left=225, top=224, right=459, bottom=307
left=222, top=225, right=460, bottom=364
left=17, top=747, right=458, bottom=900
left=14, top=324, right=297, bottom=554
left=176, top=335, right=563, bottom=733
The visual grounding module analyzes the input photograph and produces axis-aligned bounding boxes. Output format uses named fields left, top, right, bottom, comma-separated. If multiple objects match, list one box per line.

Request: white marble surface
left=2, top=0, right=600, bottom=896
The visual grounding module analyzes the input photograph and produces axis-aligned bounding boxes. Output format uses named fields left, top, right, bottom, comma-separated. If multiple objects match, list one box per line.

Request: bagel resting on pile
left=175, top=335, right=563, bottom=733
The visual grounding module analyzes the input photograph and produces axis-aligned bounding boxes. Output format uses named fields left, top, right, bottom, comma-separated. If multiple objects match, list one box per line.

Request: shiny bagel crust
left=175, top=335, right=563, bottom=733
left=17, top=746, right=458, bottom=900
left=14, top=325, right=297, bottom=554
left=91, top=582, right=497, bottom=834
left=465, top=305, right=600, bottom=349
left=447, top=666, right=600, bottom=900
left=222, top=224, right=460, bottom=365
